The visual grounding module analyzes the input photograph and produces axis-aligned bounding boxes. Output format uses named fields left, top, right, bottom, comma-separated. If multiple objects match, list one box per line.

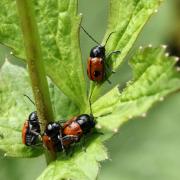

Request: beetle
left=22, top=111, right=41, bottom=146
left=81, top=26, right=120, bottom=83
left=61, top=114, right=96, bottom=148
left=22, top=95, right=41, bottom=146
left=42, top=114, right=96, bottom=152
left=42, top=122, right=63, bottom=152
left=60, top=95, right=97, bottom=150
left=31, top=90, right=96, bottom=153
left=42, top=97, right=96, bottom=152
left=42, top=120, right=79, bottom=152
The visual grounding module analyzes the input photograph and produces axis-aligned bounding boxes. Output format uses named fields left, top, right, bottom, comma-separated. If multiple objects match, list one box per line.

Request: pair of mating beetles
left=22, top=110, right=95, bottom=152
left=22, top=27, right=120, bottom=152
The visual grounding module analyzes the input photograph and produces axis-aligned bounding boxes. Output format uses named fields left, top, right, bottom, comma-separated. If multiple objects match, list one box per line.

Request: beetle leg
left=30, top=130, right=39, bottom=136
left=93, top=131, right=104, bottom=135
left=62, top=135, right=79, bottom=142
left=61, top=135, right=79, bottom=154
left=106, top=50, right=121, bottom=59
left=30, top=135, right=36, bottom=143
left=81, top=136, right=86, bottom=152
left=30, top=130, right=42, bottom=141
left=106, top=50, right=121, bottom=74
left=67, top=142, right=76, bottom=157
left=58, top=128, right=66, bottom=153
left=104, top=62, right=115, bottom=74
left=104, top=72, right=112, bottom=84
left=106, top=79, right=112, bottom=84
left=29, top=135, right=43, bottom=147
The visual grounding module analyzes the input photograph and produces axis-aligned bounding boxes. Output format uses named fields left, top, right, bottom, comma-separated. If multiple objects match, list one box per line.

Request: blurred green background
left=0, top=0, right=180, bottom=179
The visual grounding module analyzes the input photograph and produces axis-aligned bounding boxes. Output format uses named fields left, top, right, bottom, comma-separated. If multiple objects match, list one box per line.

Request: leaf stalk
left=15, top=0, right=56, bottom=163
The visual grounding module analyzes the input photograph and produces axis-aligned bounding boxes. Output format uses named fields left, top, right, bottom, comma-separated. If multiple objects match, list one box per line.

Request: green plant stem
left=15, top=0, right=56, bottom=163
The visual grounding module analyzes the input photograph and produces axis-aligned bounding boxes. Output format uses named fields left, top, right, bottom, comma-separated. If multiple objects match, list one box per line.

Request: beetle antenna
left=23, top=94, right=35, bottom=106
left=104, top=31, right=115, bottom=47
left=81, top=25, right=101, bottom=45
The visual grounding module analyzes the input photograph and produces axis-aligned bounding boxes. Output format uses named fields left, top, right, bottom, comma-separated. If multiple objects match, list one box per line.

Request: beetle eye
left=48, top=124, right=52, bottom=130
left=78, top=119, right=83, bottom=124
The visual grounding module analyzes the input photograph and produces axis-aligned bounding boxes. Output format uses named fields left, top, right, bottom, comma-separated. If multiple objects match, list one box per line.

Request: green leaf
left=49, top=82, right=79, bottom=120
left=99, top=93, right=180, bottom=180
left=93, top=0, right=164, bottom=99
left=0, top=0, right=87, bottom=111
left=93, top=47, right=180, bottom=132
left=0, top=0, right=179, bottom=179
left=0, top=59, right=78, bottom=157
left=38, top=46, right=180, bottom=180
left=0, top=45, right=8, bottom=68
left=0, top=127, right=43, bottom=158
left=37, top=138, right=107, bottom=180
left=106, top=0, right=163, bottom=69
left=0, top=60, right=43, bottom=157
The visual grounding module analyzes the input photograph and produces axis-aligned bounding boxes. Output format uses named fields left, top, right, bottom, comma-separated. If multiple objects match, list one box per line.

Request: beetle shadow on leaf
left=0, top=133, right=4, bottom=139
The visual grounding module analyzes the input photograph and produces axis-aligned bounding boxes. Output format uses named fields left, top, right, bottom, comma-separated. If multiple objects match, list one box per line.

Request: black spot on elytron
left=94, top=71, right=101, bottom=77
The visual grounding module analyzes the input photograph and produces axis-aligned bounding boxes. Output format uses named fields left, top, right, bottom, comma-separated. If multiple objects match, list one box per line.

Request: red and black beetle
left=61, top=114, right=96, bottom=148
left=81, top=26, right=120, bottom=83
left=42, top=122, right=64, bottom=152
left=87, top=46, right=105, bottom=82
left=60, top=96, right=96, bottom=150
left=42, top=96, right=96, bottom=152
left=22, top=111, right=41, bottom=146
left=42, top=114, right=96, bottom=152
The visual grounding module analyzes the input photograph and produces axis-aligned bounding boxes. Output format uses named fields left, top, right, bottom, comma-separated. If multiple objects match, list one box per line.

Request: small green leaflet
left=37, top=138, right=107, bottom=180
left=93, top=0, right=164, bottom=99
left=0, top=61, right=43, bottom=157
left=93, top=47, right=180, bottom=132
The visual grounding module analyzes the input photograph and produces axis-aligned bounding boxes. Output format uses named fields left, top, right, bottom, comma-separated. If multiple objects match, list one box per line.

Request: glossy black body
left=28, top=111, right=40, bottom=132
left=90, top=46, right=105, bottom=58
left=43, top=122, right=62, bottom=151
left=23, top=111, right=40, bottom=146
left=75, top=114, right=96, bottom=134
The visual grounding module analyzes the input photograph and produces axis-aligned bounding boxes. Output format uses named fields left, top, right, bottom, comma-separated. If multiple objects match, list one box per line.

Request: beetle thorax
left=90, top=46, right=105, bottom=58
